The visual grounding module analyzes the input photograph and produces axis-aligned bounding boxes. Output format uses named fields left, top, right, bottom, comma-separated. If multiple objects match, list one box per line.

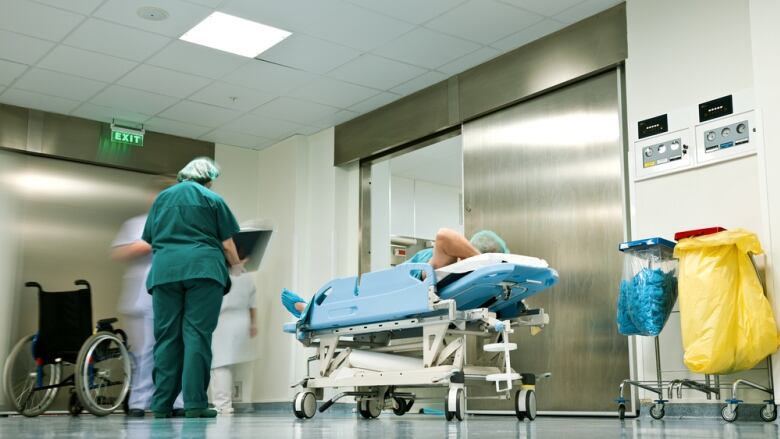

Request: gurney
left=283, top=253, right=559, bottom=422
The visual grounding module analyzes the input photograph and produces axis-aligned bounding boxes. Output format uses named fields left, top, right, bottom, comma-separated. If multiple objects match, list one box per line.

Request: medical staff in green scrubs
left=142, top=157, right=242, bottom=418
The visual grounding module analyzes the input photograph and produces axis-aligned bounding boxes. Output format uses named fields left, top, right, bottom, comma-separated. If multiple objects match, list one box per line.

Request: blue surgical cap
left=177, top=157, right=220, bottom=184
left=470, top=230, right=509, bottom=254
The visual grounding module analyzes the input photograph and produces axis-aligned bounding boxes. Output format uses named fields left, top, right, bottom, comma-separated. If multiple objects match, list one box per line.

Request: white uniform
left=210, top=274, right=257, bottom=412
left=113, top=215, right=182, bottom=411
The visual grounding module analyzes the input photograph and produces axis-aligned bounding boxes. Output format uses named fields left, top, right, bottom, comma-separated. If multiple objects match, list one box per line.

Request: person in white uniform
left=112, top=181, right=183, bottom=417
left=210, top=272, right=258, bottom=414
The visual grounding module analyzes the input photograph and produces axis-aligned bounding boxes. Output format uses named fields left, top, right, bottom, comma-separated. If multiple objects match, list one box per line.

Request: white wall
left=213, top=144, right=260, bottom=224
left=249, top=129, right=360, bottom=402
left=390, top=176, right=463, bottom=240
left=749, top=0, right=780, bottom=400
left=626, top=0, right=772, bottom=402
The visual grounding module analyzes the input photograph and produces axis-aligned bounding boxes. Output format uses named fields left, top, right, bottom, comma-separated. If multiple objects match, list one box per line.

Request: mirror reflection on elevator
left=642, top=138, right=686, bottom=169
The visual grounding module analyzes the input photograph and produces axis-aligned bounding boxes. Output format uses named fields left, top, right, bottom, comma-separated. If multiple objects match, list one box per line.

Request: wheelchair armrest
left=74, top=280, right=91, bottom=290
left=97, top=318, right=118, bottom=326
left=25, top=282, right=42, bottom=291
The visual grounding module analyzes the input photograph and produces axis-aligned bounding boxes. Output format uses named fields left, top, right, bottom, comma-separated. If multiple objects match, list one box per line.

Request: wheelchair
left=2, top=280, right=132, bottom=417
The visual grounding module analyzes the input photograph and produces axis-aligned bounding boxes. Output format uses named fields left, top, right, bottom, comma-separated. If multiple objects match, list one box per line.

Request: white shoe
left=217, top=407, right=234, bottom=415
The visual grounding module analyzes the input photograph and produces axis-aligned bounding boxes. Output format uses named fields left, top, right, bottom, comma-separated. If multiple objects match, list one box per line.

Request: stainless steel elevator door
left=463, top=70, right=628, bottom=413
left=0, top=153, right=160, bottom=411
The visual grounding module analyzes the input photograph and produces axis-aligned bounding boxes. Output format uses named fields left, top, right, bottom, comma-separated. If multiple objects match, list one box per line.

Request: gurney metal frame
left=287, top=258, right=557, bottom=422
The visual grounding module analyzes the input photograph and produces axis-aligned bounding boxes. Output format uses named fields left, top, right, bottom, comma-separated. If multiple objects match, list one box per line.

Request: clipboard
left=233, top=228, right=272, bottom=272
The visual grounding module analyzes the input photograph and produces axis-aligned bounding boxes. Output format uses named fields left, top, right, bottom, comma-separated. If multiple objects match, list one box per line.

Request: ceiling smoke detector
left=137, top=6, right=169, bottom=21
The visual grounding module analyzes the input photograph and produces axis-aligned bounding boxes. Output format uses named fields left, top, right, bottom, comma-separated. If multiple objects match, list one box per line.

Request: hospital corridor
left=1, top=1, right=780, bottom=438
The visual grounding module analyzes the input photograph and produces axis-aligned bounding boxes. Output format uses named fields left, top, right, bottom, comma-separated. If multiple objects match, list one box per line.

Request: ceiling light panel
left=180, top=12, right=291, bottom=58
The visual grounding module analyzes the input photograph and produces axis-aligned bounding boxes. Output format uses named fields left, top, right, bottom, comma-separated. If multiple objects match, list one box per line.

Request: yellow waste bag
left=673, top=229, right=780, bottom=374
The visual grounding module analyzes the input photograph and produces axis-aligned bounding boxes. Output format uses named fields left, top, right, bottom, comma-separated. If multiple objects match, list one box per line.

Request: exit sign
left=111, top=128, right=144, bottom=146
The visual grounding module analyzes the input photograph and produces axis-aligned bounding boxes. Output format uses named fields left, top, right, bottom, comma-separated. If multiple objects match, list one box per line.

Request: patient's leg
left=429, top=228, right=480, bottom=269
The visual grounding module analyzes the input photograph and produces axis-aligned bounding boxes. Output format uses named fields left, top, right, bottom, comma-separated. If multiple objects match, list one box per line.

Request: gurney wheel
left=617, top=403, right=626, bottom=420
left=445, top=388, right=465, bottom=422
left=649, top=403, right=665, bottom=420
left=293, top=392, right=316, bottom=419
left=515, top=389, right=536, bottom=421
left=760, top=404, right=777, bottom=422
left=358, top=398, right=382, bottom=419
left=721, top=404, right=737, bottom=422
left=392, top=397, right=414, bottom=416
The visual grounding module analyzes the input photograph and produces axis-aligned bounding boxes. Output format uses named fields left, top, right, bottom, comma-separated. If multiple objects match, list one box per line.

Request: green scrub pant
left=150, top=278, right=223, bottom=412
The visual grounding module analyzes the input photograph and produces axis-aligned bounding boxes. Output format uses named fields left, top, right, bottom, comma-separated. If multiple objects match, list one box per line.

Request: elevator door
left=463, top=70, right=628, bottom=413
left=0, top=153, right=159, bottom=411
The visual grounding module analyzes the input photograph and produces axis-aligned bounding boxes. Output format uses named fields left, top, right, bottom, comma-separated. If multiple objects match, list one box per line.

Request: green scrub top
left=142, top=181, right=240, bottom=292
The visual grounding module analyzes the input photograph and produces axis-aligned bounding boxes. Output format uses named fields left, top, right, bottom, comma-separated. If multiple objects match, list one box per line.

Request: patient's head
left=470, top=230, right=509, bottom=254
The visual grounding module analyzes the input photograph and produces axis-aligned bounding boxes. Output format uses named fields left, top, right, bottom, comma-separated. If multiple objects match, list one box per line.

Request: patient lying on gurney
left=280, top=229, right=508, bottom=317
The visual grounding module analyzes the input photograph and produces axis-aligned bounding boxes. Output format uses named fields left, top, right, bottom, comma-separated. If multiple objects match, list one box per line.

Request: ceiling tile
left=0, top=30, right=55, bottom=65
left=182, top=0, right=224, bottom=7
left=222, top=60, right=314, bottom=94
left=257, top=34, right=361, bottom=75
left=0, top=1, right=83, bottom=41
left=64, top=19, right=171, bottom=62
left=118, top=65, right=212, bottom=98
left=220, top=0, right=322, bottom=33
left=200, top=129, right=274, bottom=149
left=498, top=0, right=585, bottom=17
left=145, top=117, right=212, bottom=139
left=346, top=0, right=467, bottom=25
left=147, top=41, right=248, bottom=79
left=14, top=68, right=106, bottom=101
left=91, top=85, right=179, bottom=115
left=224, top=113, right=314, bottom=139
left=314, top=109, right=359, bottom=128
left=189, top=82, right=276, bottom=111
left=374, top=27, right=480, bottom=69
left=426, top=0, right=544, bottom=44
left=0, top=60, right=28, bottom=87
left=158, top=100, right=242, bottom=127
left=438, top=46, right=500, bottom=75
left=290, top=77, right=378, bottom=108
left=554, top=0, right=622, bottom=24
left=252, top=97, right=340, bottom=125
left=391, top=71, right=448, bottom=96
left=327, top=54, right=426, bottom=90
left=93, top=0, right=212, bottom=37
left=71, top=102, right=151, bottom=124
left=33, top=0, right=106, bottom=15
left=0, top=88, right=81, bottom=114
left=291, top=2, right=414, bottom=52
left=490, top=19, right=567, bottom=51
left=38, top=45, right=138, bottom=82
left=224, top=0, right=413, bottom=51
left=349, top=92, right=402, bottom=114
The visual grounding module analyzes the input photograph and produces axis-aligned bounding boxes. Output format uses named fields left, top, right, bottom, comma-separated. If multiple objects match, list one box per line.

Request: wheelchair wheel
left=2, top=334, right=61, bottom=417
left=74, top=331, right=131, bottom=416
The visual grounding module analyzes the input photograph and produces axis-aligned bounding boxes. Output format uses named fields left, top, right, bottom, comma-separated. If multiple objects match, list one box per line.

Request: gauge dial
left=706, top=131, right=716, bottom=142
left=721, top=127, right=731, bottom=137
left=736, top=123, right=746, bottom=134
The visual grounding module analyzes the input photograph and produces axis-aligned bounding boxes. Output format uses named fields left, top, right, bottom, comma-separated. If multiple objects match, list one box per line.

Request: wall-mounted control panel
left=695, top=110, right=756, bottom=165
left=635, top=128, right=693, bottom=180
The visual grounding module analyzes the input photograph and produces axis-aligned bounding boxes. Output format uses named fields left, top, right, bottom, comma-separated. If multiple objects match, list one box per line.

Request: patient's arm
left=429, top=228, right=481, bottom=269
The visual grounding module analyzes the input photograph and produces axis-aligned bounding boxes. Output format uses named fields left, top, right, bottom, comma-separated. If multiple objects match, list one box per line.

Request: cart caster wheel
left=649, top=403, right=665, bottom=420
left=392, top=397, right=413, bottom=416
left=358, top=398, right=382, bottom=419
left=618, top=403, right=626, bottom=420
left=68, top=393, right=83, bottom=416
left=514, top=389, right=537, bottom=421
left=292, top=392, right=316, bottom=419
left=760, top=404, right=777, bottom=422
left=721, top=405, right=738, bottom=423
left=445, top=388, right=465, bottom=422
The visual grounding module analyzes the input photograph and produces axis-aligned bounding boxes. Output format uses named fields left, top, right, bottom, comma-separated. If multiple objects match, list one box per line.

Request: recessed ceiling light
left=180, top=12, right=291, bottom=58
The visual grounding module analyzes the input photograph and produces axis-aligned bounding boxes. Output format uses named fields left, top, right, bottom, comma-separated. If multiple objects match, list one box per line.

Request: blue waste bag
left=617, top=268, right=677, bottom=336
